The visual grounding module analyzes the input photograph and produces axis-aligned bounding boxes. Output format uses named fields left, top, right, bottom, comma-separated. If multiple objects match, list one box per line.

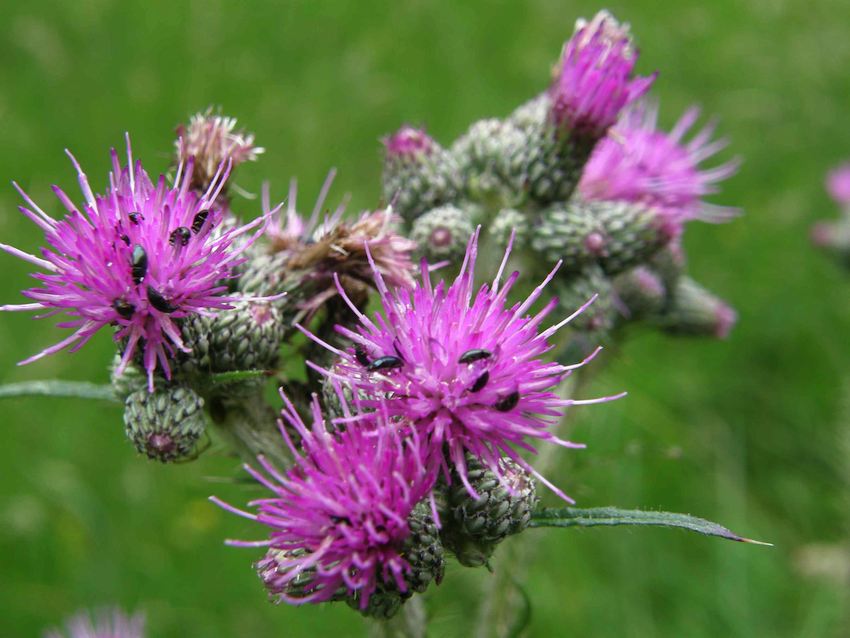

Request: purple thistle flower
left=550, top=11, right=656, bottom=140
left=579, top=101, right=741, bottom=233
left=211, top=392, right=435, bottom=608
left=308, top=230, right=623, bottom=502
left=44, top=607, right=145, bottom=638
left=383, top=125, right=434, bottom=159
left=825, top=162, right=850, bottom=205
left=1, top=136, right=269, bottom=390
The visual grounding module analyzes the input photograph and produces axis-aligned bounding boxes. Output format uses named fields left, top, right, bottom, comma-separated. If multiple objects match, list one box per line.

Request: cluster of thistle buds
left=1, top=8, right=744, bottom=625
left=812, top=162, right=850, bottom=269
left=382, top=10, right=741, bottom=344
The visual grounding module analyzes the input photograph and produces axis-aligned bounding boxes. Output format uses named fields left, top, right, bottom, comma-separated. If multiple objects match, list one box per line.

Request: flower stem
left=368, top=597, right=427, bottom=638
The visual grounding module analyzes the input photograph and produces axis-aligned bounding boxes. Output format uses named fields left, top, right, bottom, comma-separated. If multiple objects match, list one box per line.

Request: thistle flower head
left=383, top=125, right=435, bottom=159
left=550, top=11, right=656, bottom=139
left=212, top=393, right=435, bottom=608
left=579, top=102, right=741, bottom=232
left=826, top=162, right=850, bottom=205
left=2, top=136, right=268, bottom=390
left=313, top=230, right=622, bottom=501
left=44, top=608, right=145, bottom=638
left=176, top=107, right=264, bottom=191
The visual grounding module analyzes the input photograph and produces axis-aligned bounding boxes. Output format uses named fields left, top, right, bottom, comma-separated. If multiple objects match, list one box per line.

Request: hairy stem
left=474, top=372, right=581, bottom=638
left=368, top=597, right=427, bottom=638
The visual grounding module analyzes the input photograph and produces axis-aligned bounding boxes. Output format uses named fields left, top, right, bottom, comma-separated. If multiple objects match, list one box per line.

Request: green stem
left=0, top=380, right=117, bottom=402
left=368, top=597, right=426, bottom=638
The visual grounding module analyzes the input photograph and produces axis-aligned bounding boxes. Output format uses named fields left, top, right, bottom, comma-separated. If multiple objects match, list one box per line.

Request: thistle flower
left=211, top=393, right=436, bottom=608
left=579, top=102, right=740, bottom=231
left=825, top=163, right=850, bottom=206
left=176, top=107, right=264, bottom=191
left=311, top=230, right=623, bottom=501
left=1, top=136, right=268, bottom=390
left=44, top=608, right=145, bottom=638
left=550, top=11, right=655, bottom=140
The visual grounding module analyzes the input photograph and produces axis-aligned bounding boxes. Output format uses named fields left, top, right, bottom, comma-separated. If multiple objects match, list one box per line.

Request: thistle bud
left=381, top=125, right=461, bottom=223
left=410, top=204, right=475, bottom=262
left=656, top=276, right=737, bottom=339
left=451, top=118, right=526, bottom=208
left=614, top=266, right=667, bottom=320
left=531, top=199, right=674, bottom=276
left=442, top=455, right=538, bottom=567
left=552, top=265, right=616, bottom=334
left=237, top=252, right=290, bottom=299
left=178, top=294, right=285, bottom=376
left=489, top=208, right=530, bottom=249
left=123, top=384, right=206, bottom=462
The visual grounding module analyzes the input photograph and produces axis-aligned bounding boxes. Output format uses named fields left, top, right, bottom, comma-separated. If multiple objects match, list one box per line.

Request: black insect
left=146, top=286, right=178, bottom=313
left=128, top=212, right=143, bottom=225
left=459, top=349, right=492, bottom=364
left=112, top=299, right=135, bottom=319
left=130, top=244, right=147, bottom=284
left=119, top=233, right=131, bottom=246
left=494, top=390, right=519, bottom=412
left=169, top=226, right=191, bottom=247
left=470, top=371, right=489, bottom=393
left=191, top=209, right=210, bottom=234
left=354, top=345, right=370, bottom=366
left=367, top=356, right=403, bottom=372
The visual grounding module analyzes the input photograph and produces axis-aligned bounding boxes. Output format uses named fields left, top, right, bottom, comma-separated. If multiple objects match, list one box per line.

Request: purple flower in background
left=579, top=102, right=740, bottom=232
left=1, top=136, right=268, bottom=390
left=383, top=125, right=435, bottom=158
left=312, top=230, right=622, bottom=501
left=825, top=162, right=850, bottom=206
left=44, top=607, right=145, bottom=638
left=550, top=10, right=656, bottom=139
left=212, top=392, right=435, bottom=608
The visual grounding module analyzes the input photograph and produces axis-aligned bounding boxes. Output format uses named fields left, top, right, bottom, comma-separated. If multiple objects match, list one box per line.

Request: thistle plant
left=1, top=8, right=766, bottom=637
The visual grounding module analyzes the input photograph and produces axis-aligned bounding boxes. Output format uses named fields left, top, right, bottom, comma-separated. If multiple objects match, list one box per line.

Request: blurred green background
left=1, top=0, right=849, bottom=636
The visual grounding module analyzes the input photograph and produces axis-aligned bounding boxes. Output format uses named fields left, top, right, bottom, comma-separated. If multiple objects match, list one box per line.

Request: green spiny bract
left=178, top=294, right=284, bottom=378
left=382, top=127, right=462, bottom=223
left=441, top=455, right=538, bottom=567
left=654, top=276, right=736, bottom=339
left=123, top=384, right=206, bottom=462
left=451, top=118, right=527, bottom=209
left=410, top=204, right=476, bottom=262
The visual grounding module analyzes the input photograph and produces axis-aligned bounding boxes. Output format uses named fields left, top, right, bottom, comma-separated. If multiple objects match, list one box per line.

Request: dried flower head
left=311, top=230, right=622, bottom=501
left=1, top=136, right=268, bottom=390
left=264, top=171, right=416, bottom=314
left=550, top=11, right=656, bottom=139
left=176, top=107, right=264, bottom=191
left=44, top=607, right=145, bottom=638
left=212, top=392, right=435, bottom=608
left=579, top=102, right=740, bottom=230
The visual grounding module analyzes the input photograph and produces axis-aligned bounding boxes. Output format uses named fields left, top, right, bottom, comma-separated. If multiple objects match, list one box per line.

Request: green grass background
left=1, top=0, right=849, bottom=636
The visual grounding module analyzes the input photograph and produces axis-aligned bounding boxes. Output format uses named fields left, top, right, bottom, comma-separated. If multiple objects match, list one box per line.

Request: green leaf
left=0, top=380, right=117, bottom=402
left=530, top=506, right=772, bottom=545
